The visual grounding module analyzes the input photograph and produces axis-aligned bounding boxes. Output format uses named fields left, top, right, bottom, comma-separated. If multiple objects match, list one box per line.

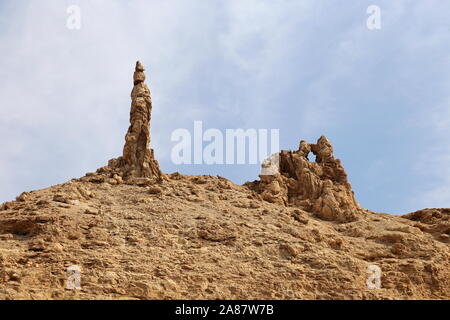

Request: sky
left=0, top=0, right=449, bottom=214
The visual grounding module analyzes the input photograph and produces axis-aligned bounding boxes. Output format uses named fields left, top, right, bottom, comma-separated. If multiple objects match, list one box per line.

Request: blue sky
left=0, top=0, right=449, bottom=214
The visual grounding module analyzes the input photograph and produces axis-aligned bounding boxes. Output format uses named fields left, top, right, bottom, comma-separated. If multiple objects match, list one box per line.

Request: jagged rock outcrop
left=247, top=136, right=361, bottom=222
left=403, top=208, right=450, bottom=243
left=106, top=61, right=162, bottom=182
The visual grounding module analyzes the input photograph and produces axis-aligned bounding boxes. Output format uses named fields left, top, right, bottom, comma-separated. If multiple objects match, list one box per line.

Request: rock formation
left=107, top=61, right=162, bottom=182
left=1, top=63, right=449, bottom=300
left=247, top=136, right=361, bottom=222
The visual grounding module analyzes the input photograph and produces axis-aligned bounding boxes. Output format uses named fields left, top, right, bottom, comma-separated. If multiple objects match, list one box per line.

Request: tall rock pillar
left=118, top=61, right=162, bottom=180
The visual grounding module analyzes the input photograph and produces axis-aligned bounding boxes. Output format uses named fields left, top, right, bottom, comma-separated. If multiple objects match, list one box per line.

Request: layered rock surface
left=0, top=175, right=449, bottom=299
left=247, top=136, right=361, bottom=222
left=403, top=208, right=450, bottom=243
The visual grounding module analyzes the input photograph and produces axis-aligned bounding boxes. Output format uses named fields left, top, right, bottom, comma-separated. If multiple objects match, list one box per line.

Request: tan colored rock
left=84, top=208, right=101, bottom=215
left=107, top=178, right=118, bottom=185
left=16, top=192, right=30, bottom=202
left=53, top=194, right=70, bottom=204
left=148, top=186, right=162, bottom=195
left=76, top=186, right=93, bottom=199
left=108, top=61, right=162, bottom=182
left=50, top=243, right=64, bottom=253
left=113, top=174, right=123, bottom=184
left=280, top=243, right=298, bottom=257
left=0, top=233, right=14, bottom=240
left=28, top=239, right=46, bottom=251
left=403, top=208, right=450, bottom=243
left=249, top=136, right=360, bottom=222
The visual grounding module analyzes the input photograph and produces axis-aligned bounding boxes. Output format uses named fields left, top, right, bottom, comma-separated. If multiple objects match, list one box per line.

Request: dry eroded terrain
left=0, top=173, right=448, bottom=300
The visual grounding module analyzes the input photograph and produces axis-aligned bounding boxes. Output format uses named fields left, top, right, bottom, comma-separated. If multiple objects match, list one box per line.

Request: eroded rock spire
left=106, top=61, right=162, bottom=182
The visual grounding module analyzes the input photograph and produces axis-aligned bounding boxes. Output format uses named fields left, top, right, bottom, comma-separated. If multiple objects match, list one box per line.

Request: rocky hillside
left=0, top=62, right=448, bottom=300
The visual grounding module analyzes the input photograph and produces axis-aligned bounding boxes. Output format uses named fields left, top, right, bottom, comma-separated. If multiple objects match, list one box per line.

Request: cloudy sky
left=0, top=0, right=449, bottom=214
